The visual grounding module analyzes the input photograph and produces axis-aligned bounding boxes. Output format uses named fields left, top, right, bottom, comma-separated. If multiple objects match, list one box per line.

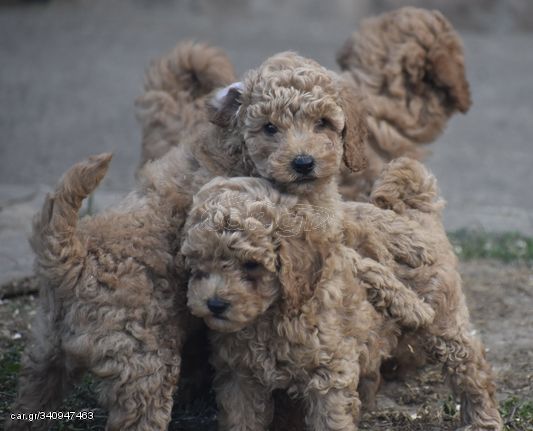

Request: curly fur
left=337, top=7, right=471, bottom=200
left=6, top=150, right=215, bottom=430
left=9, top=49, right=377, bottom=430
left=135, top=41, right=236, bottom=167
left=10, top=45, right=374, bottom=430
left=207, top=51, right=370, bottom=198
left=182, top=176, right=435, bottom=431
left=10, top=37, right=486, bottom=429
left=355, top=159, right=501, bottom=430
left=174, top=47, right=494, bottom=430
left=175, top=50, right=453, bottom=430
left=183, top=158, right=502, bottom=430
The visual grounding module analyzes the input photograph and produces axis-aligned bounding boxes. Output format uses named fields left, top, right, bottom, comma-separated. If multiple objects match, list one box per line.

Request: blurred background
left=1, top=0, right=532, bottom=281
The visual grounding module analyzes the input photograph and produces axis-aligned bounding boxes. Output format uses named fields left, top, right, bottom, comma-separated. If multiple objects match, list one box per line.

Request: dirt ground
left=0, top=259, right=532, bottom=430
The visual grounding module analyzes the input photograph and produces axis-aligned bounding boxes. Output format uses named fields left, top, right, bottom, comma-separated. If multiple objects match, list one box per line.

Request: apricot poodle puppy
left=337, top=6, right=471, bottom=200
left=182, top=176, right=432, bottom=431
left=184, top=160, right=502, bottom=431
left=6, top=152, right=205, bottom=430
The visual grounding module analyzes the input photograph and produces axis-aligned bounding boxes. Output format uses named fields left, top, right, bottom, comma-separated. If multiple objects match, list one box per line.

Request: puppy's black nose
left=207, top=298, right=230, bottom=315
left=291, top=155, right=315, bottom=175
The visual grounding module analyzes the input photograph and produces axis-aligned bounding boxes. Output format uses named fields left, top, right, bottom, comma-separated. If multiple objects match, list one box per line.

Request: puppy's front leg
left=304, top=362, right=361, bottom=431
left=305, top=385, right=360, bottom=431
left=353, top=254, right=435, bottom=329
left=214, top=368, right=273, bottom=431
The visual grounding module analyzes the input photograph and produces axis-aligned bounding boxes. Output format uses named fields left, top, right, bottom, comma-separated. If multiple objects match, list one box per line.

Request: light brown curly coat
left=183, top=159, right=502, bottom=430
left=8, top=30, right=484, bottom=430
left=183, top=161, right=501, bottom=431
left=182, top=175, right=432, bottom=431
left=6, top=149, right=214, bottom=430
left=135, top=41, right=236, bottom=167
left=337, top=7, right=471, bottom=200
left=7, top=46, right=368, bottom=430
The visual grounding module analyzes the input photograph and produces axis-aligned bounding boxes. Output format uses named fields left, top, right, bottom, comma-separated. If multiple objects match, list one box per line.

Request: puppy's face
left=242, top=75, right=345, bottom=193
left=209, top=53, right=368, bottom=192
left=185, top=235, right=279, bottom=333
left=182, top=179, right=282, bottom=332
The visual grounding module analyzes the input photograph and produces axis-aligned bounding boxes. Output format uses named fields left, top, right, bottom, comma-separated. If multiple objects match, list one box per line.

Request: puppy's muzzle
left=291, top=154, right=315, bottom=175
left=207, top=297, right=230, bottom=316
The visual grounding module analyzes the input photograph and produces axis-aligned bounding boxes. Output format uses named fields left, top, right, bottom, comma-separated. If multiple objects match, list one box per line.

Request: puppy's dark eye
left=243, top=260, right=260, bottom=271
left=263, top=123, right=278, bottom=136
left=191, top=270, right=209, bottom=280
left=315, top=118, right=330, bottom=131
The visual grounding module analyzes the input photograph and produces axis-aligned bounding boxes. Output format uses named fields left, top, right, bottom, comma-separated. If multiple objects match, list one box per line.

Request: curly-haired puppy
left=337, top=7, right=471, bottom=200
left=363, top=158, right=501, bottom=430
left=182, top=176, right=434, bottom=431
left=6, top=151, right=210, bottom=430
left=183, top=162, right=501, bottom=430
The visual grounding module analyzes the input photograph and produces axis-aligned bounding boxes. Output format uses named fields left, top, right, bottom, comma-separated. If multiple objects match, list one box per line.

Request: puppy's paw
left=389, top=292, right=435, bottom=329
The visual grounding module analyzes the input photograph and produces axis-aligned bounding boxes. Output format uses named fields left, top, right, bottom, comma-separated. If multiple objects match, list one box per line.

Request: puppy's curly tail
left=142, top=41, right=236, bottom=101
left=337, top=7, right=471, bottom=115
left=136, top=41, right=236, bottom=166
left=30, top=153, right=112, bottom=283
left=370, top=157, right=444, bottom=215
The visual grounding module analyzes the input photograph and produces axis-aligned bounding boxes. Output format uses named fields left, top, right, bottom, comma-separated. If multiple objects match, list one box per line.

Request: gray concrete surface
left=1, top=0, right=532, bottom=284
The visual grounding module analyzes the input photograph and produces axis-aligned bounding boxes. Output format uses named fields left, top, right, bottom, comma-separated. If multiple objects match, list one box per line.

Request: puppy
left=337, top=7, right=471, bottom=200
left=184, top=160, right=502, bottom=430
left=182, top=176, right=433, bottom=431
left=6, top=152, right=206, bottom=430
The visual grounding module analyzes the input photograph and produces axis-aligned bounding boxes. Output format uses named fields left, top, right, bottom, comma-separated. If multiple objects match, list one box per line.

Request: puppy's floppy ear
left=207, top=82, right=243, bottom=127
left=337, top=79, right=368, bottom=173
left=426, top=12, right=471, bottom=113
left=277, top=237, right=319, bottom=313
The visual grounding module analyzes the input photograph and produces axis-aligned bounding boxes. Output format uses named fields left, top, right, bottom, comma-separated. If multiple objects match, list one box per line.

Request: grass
left=0, top=343, right=22, bottom=420
left=449, top=229, right=533, bottom=262
left=501, top=396, right=533, bottom=431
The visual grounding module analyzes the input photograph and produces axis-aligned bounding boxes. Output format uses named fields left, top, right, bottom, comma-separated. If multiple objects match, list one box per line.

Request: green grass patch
left=0, top=343, right=23, bottom=421
left=449, top=229, right=533, bottom=262
left=501, top=396, right=533, bottom=431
